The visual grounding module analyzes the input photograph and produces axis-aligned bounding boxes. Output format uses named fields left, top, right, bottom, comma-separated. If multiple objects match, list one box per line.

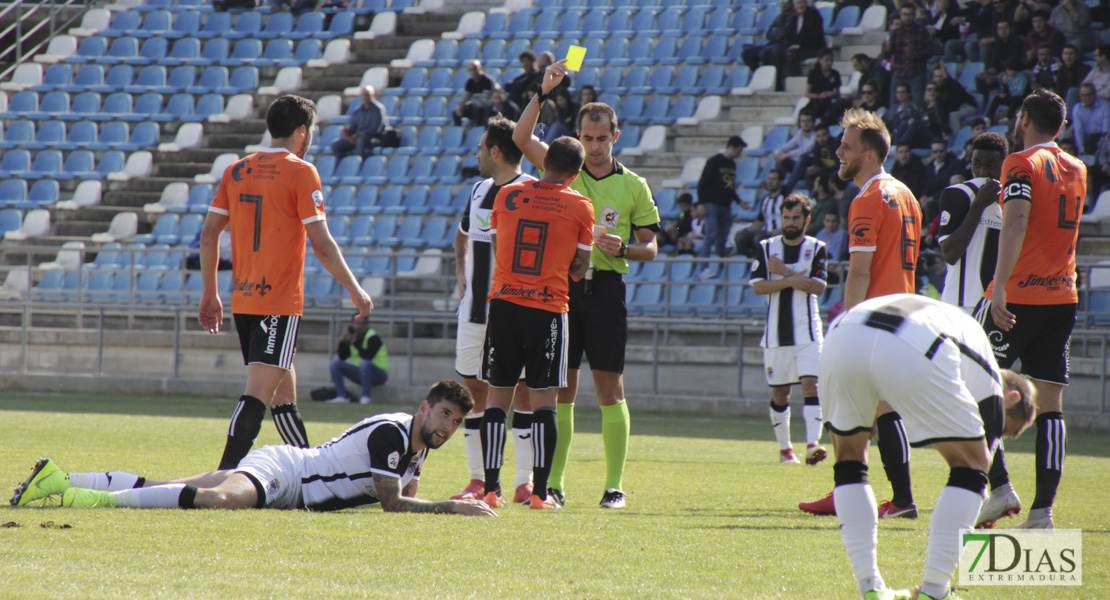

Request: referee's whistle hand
left=596, top=232, right=622, bottom=256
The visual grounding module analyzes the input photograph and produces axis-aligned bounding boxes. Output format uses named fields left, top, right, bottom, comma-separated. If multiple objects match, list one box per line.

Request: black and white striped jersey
left=296, top=413, right=427, bottom=512
left=457, top=174, right=537, bottom=324
left=758, top=192, right=784, bottom=233
left=751, top=235, right=828, bottom=348
left=937, top=177, right=1002, bottom=309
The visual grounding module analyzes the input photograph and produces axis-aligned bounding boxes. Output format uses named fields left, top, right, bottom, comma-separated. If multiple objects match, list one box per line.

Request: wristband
left=536, top=91, right=551, bottom=105
left=619, top=243, right=629, bottom=258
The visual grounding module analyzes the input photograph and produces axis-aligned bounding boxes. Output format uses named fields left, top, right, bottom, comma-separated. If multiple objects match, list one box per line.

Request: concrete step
left=53, top=219, right=142, bottom=238
left=153, top=161, right=216, bottom=179
left=675, top=136, right=731, bottom=154
left=120, top=176, right=193, bottom=194
left=101, top=190, right=163, bottom=209
left=399, top=13, right=466, bottom=38
left=1078, top=237, right=1110, bottom=256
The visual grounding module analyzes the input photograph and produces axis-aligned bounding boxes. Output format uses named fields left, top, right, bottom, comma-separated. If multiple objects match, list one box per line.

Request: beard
left=1011, top=123, right=1025, bottom=153
left=782, top=226, right=804, bottom=241
left=421, top=425, right=447, bottom=449
left=838, top=160, right=860, bottom=182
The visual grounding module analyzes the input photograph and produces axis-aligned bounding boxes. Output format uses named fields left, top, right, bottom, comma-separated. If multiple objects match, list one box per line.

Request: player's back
left=848, top=174, right=922, bottom=298
left=995, top=144, right=1086, bottom=304
left=489, top=180, right=595, bottom=313
left=211, top=148, right=326, bottom=316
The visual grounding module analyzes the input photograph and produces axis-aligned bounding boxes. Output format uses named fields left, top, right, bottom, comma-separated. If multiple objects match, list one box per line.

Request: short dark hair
left=727, top=135, right=746, bottom=149
left=544, top=136, right=586, bottom=178
left=768, top=168, right=784, bottom=180
left=577, top=102, right=619, bottom=135
left=972, top=131, right=1008, bottom=157
left=799, top=109, right=816, bottom=122
left=931, top=138, right=947, bottom=147
left=426, top=379, right=474, bottom=413
left=781, top=192, right=813, bottom=218
left=518, top=50, right=536, bottom=62
left=970, top=117, right=987, bottom=129
left=1031, top=10, right=1049, bottom=20
left=1019, top=88, right=1067, bottom=136
left=1063, top=43, right=1079, bottom=53
left=266, top=95, right=316, bottom=139
left=677, top=192, right=693, bottom=205
left=485, top=117, right=522, bottom=165
left=815, top=124, right=829, bottom=133
left=852, top=53, right=872, bottom=63
left=896, top=142, right=912, bottom=150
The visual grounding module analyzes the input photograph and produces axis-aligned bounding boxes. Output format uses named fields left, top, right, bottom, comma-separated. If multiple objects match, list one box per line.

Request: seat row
left=0, top=121, right=159, bottom=153
left=315, top=154, right=467, bottom=187
left=623, top=281, right=842, bottom=318
left=470, top=5, right=747, bottom=40
left=27, top=64, right=259, bottom=96
left=1, top=92, right=232, bottom=124
left=80, top=10, right=353, bottom=47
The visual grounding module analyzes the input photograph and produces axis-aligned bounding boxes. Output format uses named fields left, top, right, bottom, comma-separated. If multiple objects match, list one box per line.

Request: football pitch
left=1, top=391, right=1107, bottom=599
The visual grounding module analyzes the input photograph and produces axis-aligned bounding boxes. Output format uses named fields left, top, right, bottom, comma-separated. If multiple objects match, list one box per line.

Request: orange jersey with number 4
left=209, top=148, right=326, bottom=316
left=985, top=143, right=1086, bottom=305
left=847, top=173, right=923, bottom=298
left=489, top=180, right=595, bottom=313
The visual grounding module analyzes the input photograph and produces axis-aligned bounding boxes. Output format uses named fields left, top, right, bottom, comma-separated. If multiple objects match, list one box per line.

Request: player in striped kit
left=11, top=381, right=496, bottom=516
left=750, top=194, right=829, bottom=465
left=450, top=118, right=539, bottom=505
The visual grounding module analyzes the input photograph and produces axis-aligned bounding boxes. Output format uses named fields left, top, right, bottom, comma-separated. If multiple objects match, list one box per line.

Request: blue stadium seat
left=354, top=186, right=379, bottom=215
left=747, top=126, right=789, bottom=158
left=348, top=215, right=374, bottom=246
left=522, top=9, right=560, bottom=39
left=160, top=93, right=195, bottom=121
left=707, top=7, right=734, bottom=36
left=408, top=156, right=437, bottom=186
left=329, top=185, right=357, bottom=216
left=634, top=66, right=670, bottom=95
left=386, top=215, right=424, bottom=248
left=156, top=271, right=184, bottom=305
left=0, top=208, right=21, bottom=237
left=164, top=38, right=201, bottom=68
left=167, top=11, right=201, bottom=39
left=387, top=156, right=414, bottom=185
left=197, top=38, right=229, bottom=66
left=321, top=12, right=354, bottom=39
left=186, top=66, right=227, bottom=94
left=426, top=186, right=454, bottom=215
left=824, top=6, right=860, bottom=35
left=607, top=7, right=632, bottom=35
left=158, top=66, right=197, bottom=94
left=91, top=65, right=132, bottom=94
left=54, top=120, right=93, bottom=151
left=745, top=6, right=781, bottom=36
left=93, top=93, right=131, bottom=122
left=327, top=215, right=351, bottom=246
left=575, top=66, right=599, bottom=89
left=195, top=11, right=232, bottom=39
left=31, top=270, right=67, bottom=302
left=0, top=150, right=30, bottom=178
left=66, top=36, right=108, bottom=64
left=621, top=66, right=650, bottom=96
left=291, top=39, right=322, bottom=65
left=58, top=150, right=95, bottom=179
left=257, top=12, right=293, bottom=39
left=472, top=11, right=507, bottom=39
left=423, top=96, right=450, bottom=126
left=421, top=215, right=451, bottom=249
left=23, top=150, right=61, bottom=180
left=83, top=271, right=117, bottom=303
left=227, top=38, right=263, bottom=66
left=397, top=186, right=430, bottom=215
left=122, top=121, right=159, bottom=151
left=33, top=64, right=73, bottom=92
left=628, top=96, right=667, bottom=125
left=386, top=67, right=426, bottom=96
left=329, top=155, right=361, bottom=186
left=186, top=93, right=223, bottom=122
left=133, top=37, right=168, bottom=66
left=441, top=126, right=466, bottom=154
left=25, top=179, right=59, bottom=207
left=598, top=67, right=623, bottom=94
left=618, top=95, right=645, bottom=124
left=959, top=62, right=984, bottom=91
left=173, top=182, right=212, bottom=213
left=427, top=67, right=454, bottom=96
left=304, top=275, right=338, bottom=307
left=289, top=12, right=325, bottom=40
left=626, top=9, right=658, bottom=38
left=102, top=10, right=142, bottom=37
left=314, top=154, right=337, bottom=183
left=433, top=155, right=461, bottom=184
left=33, top=91, right=70, bottom=121
left=403, top=126, right=440, bottom=156
left=135, top=214, right=178, bottom=245
left=398, top=96, right=423, bottom=126
left=708, top=66, right=749, bottom=94
left=89, top=150, right=124, bottom=180
left=97, top=37, right=139, bottom=66
left=226, top=11, right=262, bottom=40
left=0, top=179, right=28, bottom=207
left=558, top=8, right=584, bottom=37
left=613, top=124, right=640, bottom=155
left=122, top=65, right=166, bottom=95
left=480, top=39, right=507, bottom=69
left=358, top=155, right=388, bottom=185
left=25, top=120, right=65, bottom=151
left=367, top=214, right=397, bottom=244
left=677, top=6, right=710, bottom=37
left=0, top=91, right=35, bottom=119
left=499, top=11, right=532, bottom=39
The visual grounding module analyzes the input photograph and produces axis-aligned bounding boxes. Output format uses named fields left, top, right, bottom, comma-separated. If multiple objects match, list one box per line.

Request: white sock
left=803, top=404, right=823, bottom=445
left=513, top=412, right=535, bottom=488
left=769, top=405, right=792, bottom=450
left=464, top=412, right=484, bottom=480
left=834, top=483, right=884, bottom=596
left=69, top=471, right=142, bottom=491
left=920, top=486, right=984, bottom=598
left=113, top=484, right=187, bottom=509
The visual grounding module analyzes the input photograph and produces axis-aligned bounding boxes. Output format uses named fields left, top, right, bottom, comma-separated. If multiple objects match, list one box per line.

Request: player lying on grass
left=10, top=380, right=495, bottom=517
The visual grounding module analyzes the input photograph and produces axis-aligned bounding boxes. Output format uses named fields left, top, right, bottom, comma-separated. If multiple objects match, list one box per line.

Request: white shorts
left=820, top=322, right=985, bottom=447
left=455, top=320, right=486, bottom=378
left=762, top=341, right=821, bottom=386
left=236, top=445, right=304, bottom=510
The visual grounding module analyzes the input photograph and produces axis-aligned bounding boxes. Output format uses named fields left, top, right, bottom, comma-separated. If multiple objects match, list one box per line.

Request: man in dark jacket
left=326, top=316, right=389, bottom=404
left=697, top=135, right=746, bottom=261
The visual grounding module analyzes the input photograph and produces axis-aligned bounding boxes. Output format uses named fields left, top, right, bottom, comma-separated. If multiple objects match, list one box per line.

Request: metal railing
left=0, top=0, right=92, bottom=83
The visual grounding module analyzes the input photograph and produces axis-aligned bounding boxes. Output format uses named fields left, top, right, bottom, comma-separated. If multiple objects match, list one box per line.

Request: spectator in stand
left=852, top=81, right=887, bottom=119
left=891, top=142, right=927, bottom=198
left=1071, top=84, right=1110, bottom=155
left=832, top=171, right=857, bottom=225
left=930, top=0, right=968, bottom=50
left=658, top=193, right=694, bottom=253
left=778, top=0, right=828, bottom=89
left=944, top=0, right=990, bottom=63
left=932, top=66, right=978, bottom=138
left=1058, top=138, right=1078, bottom=157
left=788, top=123, right=840, bottom=192
left=452, top=60, right=498, bottom=127
left=543, top=91, right=578, bottom=144
left=681, top=203, right=707, bottom=256
left=1054, top=44, right=1091, bottom=100
left=804, top=49, right=844, bottom=126
left=884, top=2, right=936, bottom=106
left=741, top=1, right=795, bottom=71
left=977, top=0, right=1022, bottom=66
left=976, top=20, right=1028, bottom=97
left=920, top=83, right=949, bottom=139
left=734, top=169, right=786, bottom=259
left=806, top=173, right=839, bottom=237
left=1093, top=133, right=1110, bottom=194
left=921, top=138, right=966, bottom=229
left=697, top=136, right=746, bottom=264
left=957, top=119, right=989, bottom=162
left=985, top=57, right=1032, bottom=124
left=535, top=51, right=570, bottom=96
left=485, top=88, right=521, bottom=124
left=331, top=86, right=387, bottom=159
left=773, top=110, right=817, bottom=180
left=1025, top=10, right=1064, bottom=64
left=849, top=54, right=891, bottom=108
left=815, top=210, right=848, bottom=262
left=884, top=83, right=931, bottom=149
left=577, top=85, right=597, bottom=107
left=1030, top=43, right=1062, bottom=91
left=504, top=50, right=541, bottom=109
left=1048, top=0, right=1092, bottom=52
left=1083, top=45, right=1110, bottom=103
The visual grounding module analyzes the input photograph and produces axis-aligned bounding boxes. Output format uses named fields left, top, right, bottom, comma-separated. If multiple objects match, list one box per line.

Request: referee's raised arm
left=512, top=60, right=568, bottom=169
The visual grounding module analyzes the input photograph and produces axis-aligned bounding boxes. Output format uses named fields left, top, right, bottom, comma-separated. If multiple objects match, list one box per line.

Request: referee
left=514, top=60, right=661, bottom=509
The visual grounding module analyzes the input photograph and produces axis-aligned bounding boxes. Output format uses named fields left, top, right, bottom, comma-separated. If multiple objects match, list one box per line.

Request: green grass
left=1, top=391, right=1107, bottom=599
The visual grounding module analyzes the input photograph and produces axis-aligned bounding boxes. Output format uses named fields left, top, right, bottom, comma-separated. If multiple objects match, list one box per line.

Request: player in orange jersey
left=799, top=108, right=923, bottom=520
left=199, top=95, right=373, bottom=470
left=479, top=137, right=594, bottom=510
left=974, top=89, right=1086, bottom=530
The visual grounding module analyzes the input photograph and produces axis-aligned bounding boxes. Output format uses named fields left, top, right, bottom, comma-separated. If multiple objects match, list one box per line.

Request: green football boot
left=61, top=488, right=116, bottom=508
left=10, top=458, right=70, bottom=507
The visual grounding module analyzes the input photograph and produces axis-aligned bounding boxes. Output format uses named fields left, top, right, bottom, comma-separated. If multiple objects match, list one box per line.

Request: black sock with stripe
left=218, top=395, right=266, bottom=470
left=271, top=403, right=310, bottom=448
left=480, top=407, right=507, bottom=496
left=531, top=407, right=557, bottom=501
left=988, top=446, right=1010, bottom=490
left=876, top=412, right=913, bottom=508
left=1032, top=412, right=1066, bottom=510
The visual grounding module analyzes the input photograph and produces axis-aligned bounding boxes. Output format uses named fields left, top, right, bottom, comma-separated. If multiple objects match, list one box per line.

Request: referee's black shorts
left=566, top=270, right=627, bottom=373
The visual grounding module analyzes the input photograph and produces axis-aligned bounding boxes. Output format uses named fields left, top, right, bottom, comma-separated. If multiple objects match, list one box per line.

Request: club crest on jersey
left=311, top=189, right=324, bottom=207
left=940, top=211, right=951, bottom=227
left=387, top=451, right=400, bottom=470
left=804, top=248, right=812, bottom=260
left=267, top=478, right=280, bottom=494
left=601, top=206, right=621, bottom=230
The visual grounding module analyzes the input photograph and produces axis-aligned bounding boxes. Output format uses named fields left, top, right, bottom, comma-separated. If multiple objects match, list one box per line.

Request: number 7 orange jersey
left=209, top=148, right=327, bottom=316
left=986, top=143, right=1086, bottom=305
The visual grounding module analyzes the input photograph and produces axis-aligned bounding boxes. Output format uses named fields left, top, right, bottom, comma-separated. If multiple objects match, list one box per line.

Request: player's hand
left=990, top=288, right=1015, bottom=331
left=973, top=179, right=1001, bottom=211
left=542, top=60, right=568, bottom=95
left=350, top=286, right=374, bottom=318
left=456, top=270, right=467, bottom=299
left=455, top=499, right=497, bottom=517
left=767, top=256, right=792, bottom=277
left=595, top=232, right=623, bottom=256
left=198, top=291, right=223, bottom=334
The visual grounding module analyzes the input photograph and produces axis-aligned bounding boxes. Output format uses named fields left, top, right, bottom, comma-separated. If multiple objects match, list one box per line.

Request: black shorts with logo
left=973, top=300, right=1075, bottom=385
left=482, top=299, right=568, bottom=390
left=234, top=314, right=300, bottom=370
left=566, top=270, right=627, bottom=373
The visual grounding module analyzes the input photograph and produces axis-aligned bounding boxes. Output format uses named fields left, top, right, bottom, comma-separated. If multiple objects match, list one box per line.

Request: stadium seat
left=330, top=155, right=362, bottom=186
left=625, top=9, right=658, bottom=38
left=101, top=10, right=142, bottom=37
left=65, top=36, right=107, bottom=64
left=0, top=208, right=23, bottom=238
left=426, top=186, right=454, bottom=215
left=96, top=37, right=140, bottom=66
left=226, top=11, right=262, bottom=40
left=26, top=120, right=66, bottom=151
left=0, top=120, right=33, bottom=150
left=196, top=38, right=229, bottom=67
left=289, top=12, right=325, bottom=40
left=2, top=91, right=37, bottom=120
left=746, top=125, right=788, bottom=158
left=0, top=151, right=30, bottom=179
left=133, top=37, right=169, bottom=66
left=257, top=12, right=293, bottom=40
left=25, top=151, right=64, bottom=180
left=357, top=155, right=387, bottom=186
left=441, top=126, right=466, bottom=154
left=824, top=6, right=860, bottom=35
left=522, top=9, right=560, bottom=39
left=57, top=150, right=95, bottom=180
left=174, top=182, right=213, bottom=213
left=34, top=91, right=70, bottom=121
left=135, top=214, right=178, bottom=245
left=408, top=156, right=437, bottom=186
left=4, top=207, right=50, bottom=240
left=124, top=121, right=160, bottom=151
left=167, top=10, right=201, bottom=39
left=32, top=64, right=73, bottom=92
left=627, top=96, right=666, bottom=125
left=227, top=38, right=263, bottom=66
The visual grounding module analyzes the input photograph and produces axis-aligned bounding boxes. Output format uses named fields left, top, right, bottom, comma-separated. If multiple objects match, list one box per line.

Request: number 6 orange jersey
left=209, top=148, right=326, bottom=316
left=847, top=173, right=923, bottom=299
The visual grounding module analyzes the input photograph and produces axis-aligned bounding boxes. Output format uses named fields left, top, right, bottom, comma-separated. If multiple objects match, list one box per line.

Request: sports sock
left=832, top=461, right=884, bottom=597
left=548, top=402, right=575, bottom=491
left=876, top=412, right=913, bottom=508
left=463, top=412, right=484, bottom=481
left=69, top=471, right=146, bottom=492
left=601, top=400, right=630, bottom=491
left=920, top=468, right=988, bottom=599
left=218, top=395, right=267, bottom=470
left=988, top=445, right=1010, bottom=490
left=803, top=396, right=822, bottom=445
left=1032, top=412, right=1066, bottom=510
left=112, top=484, right=199, bottom=509
left=512, top=410, right=535, bottom=488
left=531, top=407, right=557, bottom=501
left=271, top=403, right=310, bottom=448
left=480, top=407, right=507, bottom=495
left=769, top=400, right=791, bottom=450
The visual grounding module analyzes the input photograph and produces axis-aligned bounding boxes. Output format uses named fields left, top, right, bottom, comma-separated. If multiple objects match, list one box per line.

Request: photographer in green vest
left=326, top=316, right=389, bottom=404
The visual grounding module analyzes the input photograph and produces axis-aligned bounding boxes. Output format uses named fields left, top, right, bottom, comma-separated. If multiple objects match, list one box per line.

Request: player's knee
left=946, top=467, right=988, bottom=496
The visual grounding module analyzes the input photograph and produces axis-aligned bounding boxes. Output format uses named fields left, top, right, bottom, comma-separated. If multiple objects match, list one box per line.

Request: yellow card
left=565, top=45, right=587, bottom=72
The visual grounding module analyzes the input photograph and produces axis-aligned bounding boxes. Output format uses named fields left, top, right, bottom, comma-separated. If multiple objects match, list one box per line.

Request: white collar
left=858, top=169, right=890, bottom=196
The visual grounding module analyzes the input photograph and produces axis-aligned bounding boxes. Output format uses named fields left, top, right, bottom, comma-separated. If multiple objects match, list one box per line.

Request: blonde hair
left=840, top=108, right=891, bottom=163
left=1001, top=369, right=1036, bottom=439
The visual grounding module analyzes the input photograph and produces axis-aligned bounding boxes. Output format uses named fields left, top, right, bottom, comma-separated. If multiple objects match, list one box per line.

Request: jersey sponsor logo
left=266, top=478, right=280, bottom=495
left=492, top=283, right=554, bottom=303
left=988, top=331, right=1010, bottom=360
left=601, top=206, right=621, bottom=230
left=264, top=315, right=280, bottom=355
left=1016, top=273, right=1075, bottom=291
left=475, top=209, right=492, bottom=231
left=504, top=189, right=524, bottom=211
left=387, top=451, right=400, bottom=470
left=233, top=277, right=272, bottom=297
left=311, top=189, right=324, bottom=207
left=940, top=211, right=951, bottom=227
left=545, top=317, right=559, bottom=360
left=850, top=216, right=874, bottom=241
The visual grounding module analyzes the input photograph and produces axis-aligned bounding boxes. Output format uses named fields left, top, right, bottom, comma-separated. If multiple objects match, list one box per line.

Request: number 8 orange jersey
left=209, top=148, right=327, bottom=316
left=986, top=143, right=1086, bottom=305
